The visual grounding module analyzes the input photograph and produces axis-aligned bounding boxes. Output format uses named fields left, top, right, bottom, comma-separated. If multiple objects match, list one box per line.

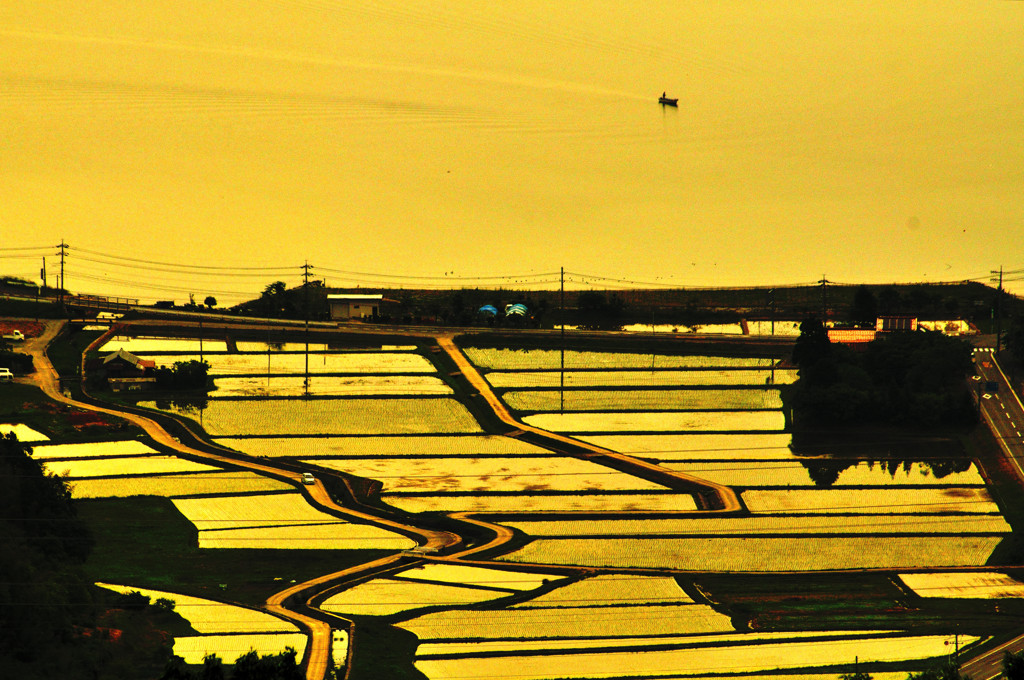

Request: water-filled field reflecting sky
left=2, top=2, right=1022, bottom=301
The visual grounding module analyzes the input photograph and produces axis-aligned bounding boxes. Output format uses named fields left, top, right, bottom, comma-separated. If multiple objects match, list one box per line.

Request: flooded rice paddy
left=308, top=456, right=670, bottom=493
left=898, top=572, right=1024, bottom=599
left=0, top=423, right=50, bottom=442
left=67, top=471, right=293, bottom=498
left=411, top=633, right=975, bottom=680
left=97, top=583, right=304, bottom=664
left=498, top=536, right=1005, bottom=571
left=661, top=460, right=987, bottom=487
left=504, top=388, right=783, bottom=411
left=741, top=487, right=1000, bottom=514
left=210, top=375, right=452, bottom=397
left=509, top=574, right=692, bottom=607
left=143, top=398, right=482, bottom=435
left=43, top=455, right=222, bottom=478
left=136, top=351, right=437, bottom=375
left=396, top=600, right=735, bottom=639
left=171, top=492, right=416, bottom=550
left=29, top=439, right=158, bottom=458
left=322, top=578, right=513, bottom=616
left=524, top=410, right=786, bottom=433
left=212, top=434, right=551, bottom=457
left=321, top=563, right=565, bottom=616
left=576, top=433, right=797, bottom=459
left=383, top=492, right=698, bottom=514
left=99, top=583, right=299, bottom=634
left=51, top=338, right=1011, bottom=676
left=501, top=514, right=1011, bottom=537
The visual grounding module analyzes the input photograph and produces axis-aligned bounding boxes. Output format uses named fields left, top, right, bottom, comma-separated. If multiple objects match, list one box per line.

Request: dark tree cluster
left=790, top=319, right=976, bottom=427
left=154, top=360, right=211, bottom=390
left=160, top=648, right=304, bottom=680
left=0, top=432, right=94, bottom=668
left=575, top=291, right=626, bottom=331
left=801, top=457, right=973, bottom=488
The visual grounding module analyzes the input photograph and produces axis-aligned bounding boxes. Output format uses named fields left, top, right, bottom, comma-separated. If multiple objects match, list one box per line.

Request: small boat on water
left=659, top=93, right=678, bottom=107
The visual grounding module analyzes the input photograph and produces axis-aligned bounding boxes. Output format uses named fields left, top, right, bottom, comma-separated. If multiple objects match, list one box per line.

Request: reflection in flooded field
left=662, top=460, right=986, bottom=488
left=211, top=375, right=451, bottom=397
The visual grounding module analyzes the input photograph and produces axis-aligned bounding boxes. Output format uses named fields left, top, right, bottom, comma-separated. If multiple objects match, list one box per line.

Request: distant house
left=328, top=294, right=383, bottom=320
left=876, top=316, right=918, bottom=332
left=101, top=348, right=155, bottom=378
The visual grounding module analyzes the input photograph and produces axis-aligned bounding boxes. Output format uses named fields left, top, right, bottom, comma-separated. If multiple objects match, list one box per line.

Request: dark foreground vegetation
left=789, top=319, right=976, bottom=427
left=0, top=431, right=347, bottom=678
left=0, top=432, right=196, bottom=678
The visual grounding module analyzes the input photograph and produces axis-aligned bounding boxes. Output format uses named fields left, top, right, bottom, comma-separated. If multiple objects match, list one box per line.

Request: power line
left=70, top=246, right=297, bottom=272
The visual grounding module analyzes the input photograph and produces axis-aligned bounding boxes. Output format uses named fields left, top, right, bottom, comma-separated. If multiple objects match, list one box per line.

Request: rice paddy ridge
left=435, top=335, right=743, bottom=514
left=21, top=322, right=461, bottom=680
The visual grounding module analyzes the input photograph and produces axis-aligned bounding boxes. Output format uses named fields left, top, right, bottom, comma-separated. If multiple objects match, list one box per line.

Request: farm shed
left=328, top=294, right=384, bottom=320
left=101, top=348, right=156, bottom=378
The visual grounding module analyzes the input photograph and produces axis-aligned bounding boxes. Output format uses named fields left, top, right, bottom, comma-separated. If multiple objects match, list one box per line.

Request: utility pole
left=819, top=275, right=828, bottom=323
left=768, top=288, right=775, bottom=336
left=992, top=266, right=1003, bottom=355
left=560, top=267, right=565, bottom=415
left=57, top=241, right=68, bottom=304
left=302, top=261, right=313, bottom=396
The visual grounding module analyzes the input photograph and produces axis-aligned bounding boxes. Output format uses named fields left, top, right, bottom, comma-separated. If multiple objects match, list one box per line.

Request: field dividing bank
left=435, top=336, right=742, bottom=513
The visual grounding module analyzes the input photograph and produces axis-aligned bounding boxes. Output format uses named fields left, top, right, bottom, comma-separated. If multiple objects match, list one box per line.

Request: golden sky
left=2, top=2, right=1022, bottom=302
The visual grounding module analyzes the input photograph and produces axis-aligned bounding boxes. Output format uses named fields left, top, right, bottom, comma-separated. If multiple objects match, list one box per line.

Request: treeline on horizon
left=789, top=319, right=977, bottom=428
left=228, top=279, right=1015, bottom=329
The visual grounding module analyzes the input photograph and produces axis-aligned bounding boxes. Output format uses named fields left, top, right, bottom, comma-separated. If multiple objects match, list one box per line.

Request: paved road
left=958, top=347, right=1024, bottom=680
left=973, top=348, right=1024, bottom=483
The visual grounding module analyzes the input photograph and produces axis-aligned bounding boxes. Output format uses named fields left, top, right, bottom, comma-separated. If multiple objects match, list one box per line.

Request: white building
left=328, top=294, right=383, bottom=320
